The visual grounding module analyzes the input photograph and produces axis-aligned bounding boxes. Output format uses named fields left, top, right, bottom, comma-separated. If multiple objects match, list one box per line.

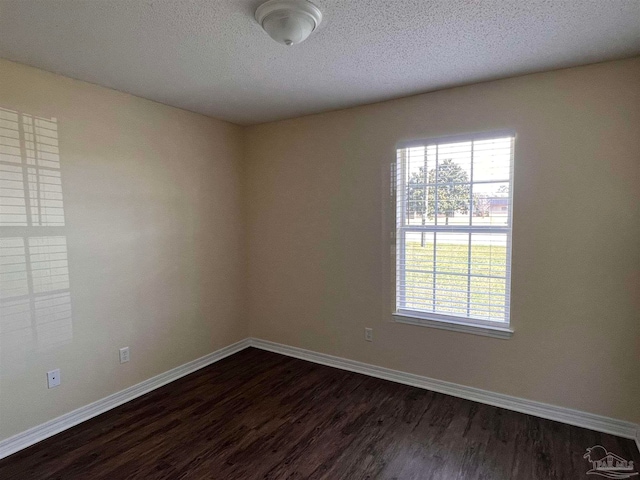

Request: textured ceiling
left=0, top=0, right=639, bottom=125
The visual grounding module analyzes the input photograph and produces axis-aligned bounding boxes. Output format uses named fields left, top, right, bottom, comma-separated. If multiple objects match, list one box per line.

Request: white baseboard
left=1, top=336, right=638, bottom=462
left=0, top=338, right=251, bottom=461
left=249, top=338, right=640, bottom=446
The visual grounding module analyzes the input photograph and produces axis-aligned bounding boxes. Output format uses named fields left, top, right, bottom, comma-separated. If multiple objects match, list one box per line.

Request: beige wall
left=0, top=59, right=246, bottom=440
left=1, top=56, right=638, bottom=444
left=244, top=58, right=640, bottom=424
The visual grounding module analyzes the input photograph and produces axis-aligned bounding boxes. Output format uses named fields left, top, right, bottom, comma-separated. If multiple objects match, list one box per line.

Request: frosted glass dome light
left=255, top=0, right=322, bottom=46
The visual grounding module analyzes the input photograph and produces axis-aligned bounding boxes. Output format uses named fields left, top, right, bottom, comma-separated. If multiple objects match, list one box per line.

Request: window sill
left=392, top=312, right=514, bottom=339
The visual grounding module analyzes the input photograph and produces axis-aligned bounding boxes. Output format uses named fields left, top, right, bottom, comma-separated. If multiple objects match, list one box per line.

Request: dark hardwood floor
left=0, top=347, right=638, bottom=479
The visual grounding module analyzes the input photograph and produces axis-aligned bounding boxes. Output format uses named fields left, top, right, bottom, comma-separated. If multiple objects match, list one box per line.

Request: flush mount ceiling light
left=255, top=0, right=322, bottom=46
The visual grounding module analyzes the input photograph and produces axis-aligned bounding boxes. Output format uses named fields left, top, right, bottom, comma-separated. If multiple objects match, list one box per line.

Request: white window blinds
left=395, top=131, right=514, bottom=327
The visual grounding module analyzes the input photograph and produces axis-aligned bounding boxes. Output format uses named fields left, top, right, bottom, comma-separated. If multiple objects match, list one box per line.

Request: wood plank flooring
left=0, top=347, right=638, bottom=479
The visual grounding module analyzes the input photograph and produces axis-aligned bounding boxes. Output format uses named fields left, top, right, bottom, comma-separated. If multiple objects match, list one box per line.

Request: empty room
left=0, top=0, right=639, bottom=479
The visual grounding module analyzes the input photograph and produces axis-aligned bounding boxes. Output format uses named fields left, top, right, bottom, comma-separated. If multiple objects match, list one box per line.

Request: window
left=394, top=131, right=514, bottom=338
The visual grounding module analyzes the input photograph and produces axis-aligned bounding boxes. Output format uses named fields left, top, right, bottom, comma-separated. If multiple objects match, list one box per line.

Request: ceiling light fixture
left=255, top=0, right=322, bottom=46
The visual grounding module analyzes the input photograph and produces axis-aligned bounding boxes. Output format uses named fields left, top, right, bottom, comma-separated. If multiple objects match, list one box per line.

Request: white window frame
left=393, top=130, right=515, bottom=339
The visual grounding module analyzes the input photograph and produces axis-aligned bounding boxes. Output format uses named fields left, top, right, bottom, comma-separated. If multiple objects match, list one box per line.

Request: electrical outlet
left=119, top=347, right=130, bottom=364
left=365, top=328, right=373, bottom=342
left=47, top=369, right=61, bottom=389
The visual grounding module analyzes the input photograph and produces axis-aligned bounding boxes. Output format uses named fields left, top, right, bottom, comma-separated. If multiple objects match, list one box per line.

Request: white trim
left=249, top=338, right=639, bottom=442
left=393, top=312, right=514, bottom=339
left=0, top=338, right=251, bottom=461
left=2, top=337, right=637, bottom=461
left=395, top=131, right=515, bottom=329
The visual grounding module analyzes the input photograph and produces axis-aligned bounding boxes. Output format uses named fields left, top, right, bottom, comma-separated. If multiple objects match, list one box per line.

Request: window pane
left=434, top=232, right=468, bottom=274
left=432, top=183, right=471, bottom=226
left=399, top=233, right=434, bottom=312
left=437, top=141, right=472, bottom=180
left=469, top=276, right=507, bottom=321
left=472, top=137, right=512, bottom=182
left=472, top=182, right=509, bottom=226
left=469, top=233, right=507, bottom=277
left=403, top=232, right=434, bottom=271
left=406, top=183, right=426, bottom=226
left=401, top=146, right=437, bottom=226
left=434, top=274, right=467, bottom=315
left=400, top=272, right=434, bottom=312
